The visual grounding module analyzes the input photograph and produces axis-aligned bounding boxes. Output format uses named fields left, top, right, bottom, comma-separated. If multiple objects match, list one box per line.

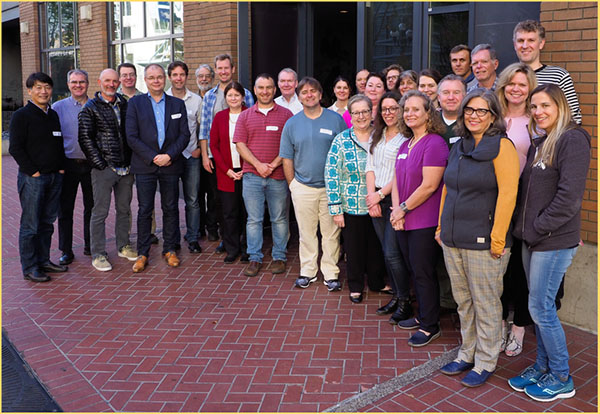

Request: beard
left=197, top=82, right=212, bottom=93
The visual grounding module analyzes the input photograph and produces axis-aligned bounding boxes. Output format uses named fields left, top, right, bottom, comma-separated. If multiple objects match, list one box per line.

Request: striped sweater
left=535, top=65, right=582, bottom=125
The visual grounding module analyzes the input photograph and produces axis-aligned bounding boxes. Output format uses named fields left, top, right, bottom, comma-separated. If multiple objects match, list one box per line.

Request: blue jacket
left=125, top=93, right=190, bottom=175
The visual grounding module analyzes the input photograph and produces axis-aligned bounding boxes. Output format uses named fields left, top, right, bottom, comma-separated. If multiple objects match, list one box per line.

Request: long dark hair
left=371, top=91, right=401, bottom=154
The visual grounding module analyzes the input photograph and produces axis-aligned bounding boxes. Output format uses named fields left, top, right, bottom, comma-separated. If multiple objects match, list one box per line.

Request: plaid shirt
left=198, top=84, right=254, bottom=145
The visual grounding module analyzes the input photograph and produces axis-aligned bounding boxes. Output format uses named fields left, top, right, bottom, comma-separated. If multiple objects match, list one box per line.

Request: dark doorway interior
left=313, top=3, right=356, bottom=107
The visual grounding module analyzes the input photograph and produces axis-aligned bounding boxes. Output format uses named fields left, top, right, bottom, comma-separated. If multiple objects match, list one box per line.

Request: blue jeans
left=242, top=173, right=288, bottom=263
left=17, top=171, right=63, bottom=274
left=522, top=244, right=578, bottom=381
left=136, top=172, right=180, bottom=256
left=182, top=156, right=201, bottom=243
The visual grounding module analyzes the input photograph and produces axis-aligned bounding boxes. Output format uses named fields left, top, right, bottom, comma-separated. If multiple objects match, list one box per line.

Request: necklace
left=407, top=133, right=426, bottom=149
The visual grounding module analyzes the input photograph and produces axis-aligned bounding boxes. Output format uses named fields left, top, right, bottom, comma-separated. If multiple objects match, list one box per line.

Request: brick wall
left=78, top=3, right=109, bottom=96
left=18, top=2, right=42, bottom=105
left=540, top=2, right=598, bottom=243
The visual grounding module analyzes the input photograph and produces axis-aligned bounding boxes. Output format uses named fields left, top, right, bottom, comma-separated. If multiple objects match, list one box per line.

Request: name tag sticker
left=449, top=136, right=461, bottom=144
left=477, top=237, right=485, bottom=244
left=171, top=113, right=182, bottom=119
left=397, top=153, right=408, bottom=160
left=53, top=131, right=62, bottom=136
left=266, top=126, right=279, bottom=131
left=320, top=128, right=333, bottom=135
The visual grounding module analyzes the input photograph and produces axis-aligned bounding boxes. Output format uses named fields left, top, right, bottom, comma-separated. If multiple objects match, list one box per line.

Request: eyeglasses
left=120, top=74, right=136, bottom=79
left=351, top=110, right=371, bottom=118
left=69, top=81, right=88, bottom=85
left=386, top=75, right=399, bottom=81
left=197, top=74, right=212, bottom=79
left=464, top=106, right=491, bottom=117
left=381, top=106, right=400, bottom=114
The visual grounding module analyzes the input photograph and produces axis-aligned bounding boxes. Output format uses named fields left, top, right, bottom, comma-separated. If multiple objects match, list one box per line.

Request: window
left=109, top=2, right=184, bottom=92
left=426, top=3, right=470, bottom=75
left=39, top=2, right=79, bottom=101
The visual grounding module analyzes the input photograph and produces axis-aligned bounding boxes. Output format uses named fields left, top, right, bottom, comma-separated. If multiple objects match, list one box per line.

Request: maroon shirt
left=232, top=103, right=293, bottom=180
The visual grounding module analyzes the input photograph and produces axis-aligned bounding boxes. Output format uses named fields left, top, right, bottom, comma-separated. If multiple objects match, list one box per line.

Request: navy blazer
left=125, top=93, right=190, bottom=175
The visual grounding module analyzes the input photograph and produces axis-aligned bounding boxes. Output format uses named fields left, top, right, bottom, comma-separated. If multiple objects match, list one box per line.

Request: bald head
left=98, top=68, right=120, bottom=101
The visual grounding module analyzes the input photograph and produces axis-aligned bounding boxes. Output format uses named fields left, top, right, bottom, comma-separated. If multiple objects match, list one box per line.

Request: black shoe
left=83, top=247, right=91, bottom=256
left=188, top=242, right=202, bottom=254
left=376, top=297, right=399, bottom=315
left=240, top=253, right=250, bottom=263
left=349, top=293, right=363, bottom=304
left=23, top=270, right=51, bottom=282
left=215, top=241, right=226, bottom=253
left=224, top=253, right=239, bottom=264
left=59, top=252, right=74, bottom=266
left=388, top=299, right=413, bottom=324
left=40, top=261, right=68, bottom=273
left=150, top=234, right=159, bottom=245
left=174, top=243, right=181, bottom=251
left=208, top=232, right=219, bottom=242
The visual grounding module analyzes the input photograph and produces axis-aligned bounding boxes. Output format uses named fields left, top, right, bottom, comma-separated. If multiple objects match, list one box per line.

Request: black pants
left=219, top=173, right=246, bottom=256
left=501, top=238, right=533, bottom=326
left=342, top=213, right=386, bottom=294
left=199, top=160, right=223, bottom=236
left=396, top=226, right=441, bottom=332
left=58, top=158, right=93, bottom=254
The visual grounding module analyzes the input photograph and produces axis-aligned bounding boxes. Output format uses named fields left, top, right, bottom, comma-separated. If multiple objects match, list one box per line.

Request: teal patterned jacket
left=325, top=127, right=370, bottom=216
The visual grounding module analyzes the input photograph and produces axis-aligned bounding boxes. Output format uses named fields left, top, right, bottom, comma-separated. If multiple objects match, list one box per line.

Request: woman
left=395, top=70, right=418, bottom=97
left=418, top=69, right=442, bottom=109
left=328, top=76, right=351, bottom=115
left=209, top=81, right=248, bottom=263
left=365, top=91, right=412, bottom=319
left=508, top=84, right=590, bottom=402
left=495, top=63, right=538, bottom=357
left=436, top=89, right=520, bottom=387
left=326, top=94, right=387, bottom=303
left=343, top=72, right=385, bottom=127
left=389, top=90, right=448, bottom=347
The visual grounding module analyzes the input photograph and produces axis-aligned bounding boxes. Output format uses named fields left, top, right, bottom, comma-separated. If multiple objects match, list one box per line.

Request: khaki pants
left=289, top=179, right=340, bottom=280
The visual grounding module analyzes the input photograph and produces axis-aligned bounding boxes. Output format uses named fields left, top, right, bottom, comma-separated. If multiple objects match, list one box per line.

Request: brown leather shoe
left=164, top=251, right=180, bottom=267
left=243, top=261, right=261, bottom=277
left=270, top=260, right=286, bottom=274
left=132, top=255, right=148, bottom=273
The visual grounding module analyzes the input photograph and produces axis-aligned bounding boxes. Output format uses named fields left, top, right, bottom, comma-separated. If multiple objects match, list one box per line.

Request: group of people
left=9, top=20, right=589, bottom=400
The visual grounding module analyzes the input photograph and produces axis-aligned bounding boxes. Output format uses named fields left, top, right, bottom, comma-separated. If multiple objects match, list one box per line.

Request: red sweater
left=209, top=106, right=247, bottom=192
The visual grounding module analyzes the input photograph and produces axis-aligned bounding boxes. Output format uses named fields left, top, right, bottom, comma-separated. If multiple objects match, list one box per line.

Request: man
left=467, top=44, right=499, bottom=92
left=355, top=69, right=369, bottom=94
left=198, top=53, right=254, bottom=245
left=126, top=64, right=190, bottom=273
left=117, top=63, right=143, bottom=100
left=51, top=69, right=94, bottom=266
left=274, top=68, right=303, bottom=114
left=9, top=72, right=67, bottom=282
left=233, top=74, right=293, bottom=277
left=450, top=44, right=474, bottom=84
left=79, top=69, right=138, bottom=271
left=383, top=64, right=403, bottom=91
left=195, top=63, right=215, bottom=100
left=437, top=74, right=467, bottom=148
left=513, top=19, right=582, bottom=124
left=166, top=61, right=203, bottom=254
left=279, top=77, right=347, bottom=291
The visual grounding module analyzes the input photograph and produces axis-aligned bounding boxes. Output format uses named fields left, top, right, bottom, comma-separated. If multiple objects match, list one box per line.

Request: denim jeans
left=522, top=244, right=578, bottom=381
left=17, top=171, right=63, bottom=274
left=371, top=195, right=410, bottom=299
left=136, top=172, right=180, bottom=257
left=242, top=173, right=288, bottom=263
left=182, top=156, right=201, bottom=243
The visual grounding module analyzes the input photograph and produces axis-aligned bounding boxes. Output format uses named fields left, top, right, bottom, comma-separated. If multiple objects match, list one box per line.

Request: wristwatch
left=377, top=190, right=385, bottom=200
left=400, top=201, right=410, bottom=213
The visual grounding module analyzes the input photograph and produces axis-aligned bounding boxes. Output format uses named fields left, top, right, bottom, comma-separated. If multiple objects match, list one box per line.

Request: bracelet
left=400, top=201, right=411, bottom=213
left=377, top=189, right=385, bottom=200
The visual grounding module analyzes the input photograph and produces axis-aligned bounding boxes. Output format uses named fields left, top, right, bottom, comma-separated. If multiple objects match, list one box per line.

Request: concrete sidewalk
left=2, top=155, right=597, bottom=412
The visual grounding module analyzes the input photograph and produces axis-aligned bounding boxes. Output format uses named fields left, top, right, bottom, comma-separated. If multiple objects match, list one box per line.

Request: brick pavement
left=2, top=155, right=597, bottom=412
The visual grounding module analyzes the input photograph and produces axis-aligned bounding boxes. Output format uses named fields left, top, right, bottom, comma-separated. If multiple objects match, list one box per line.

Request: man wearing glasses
left=117, top=63, right=143, bottom=100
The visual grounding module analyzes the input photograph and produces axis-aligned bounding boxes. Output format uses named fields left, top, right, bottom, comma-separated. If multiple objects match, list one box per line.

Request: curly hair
left=398, top=90, right=446, bottom=138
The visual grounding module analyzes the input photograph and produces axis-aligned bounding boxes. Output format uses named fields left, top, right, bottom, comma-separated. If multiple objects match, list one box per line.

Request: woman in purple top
left=389, top=90, right=449, bottom=347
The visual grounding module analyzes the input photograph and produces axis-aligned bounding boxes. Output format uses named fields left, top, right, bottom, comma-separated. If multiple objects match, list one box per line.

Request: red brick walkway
left=2, top=155, right=597, bottom=412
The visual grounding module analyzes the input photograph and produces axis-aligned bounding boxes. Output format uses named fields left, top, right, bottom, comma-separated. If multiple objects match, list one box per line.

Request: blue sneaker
left=440, top=360, right=475, bottom=376
left=461, top=369, right=494, bottom=387
left=408, top=328, right=440, bottom=347
left=508, top=364, right=547, bottom=392
left=295, top=276, right=317, bottom=289
left=524, top=373, right=575, bottom=402
left=324, top=279, right=342, bottom=292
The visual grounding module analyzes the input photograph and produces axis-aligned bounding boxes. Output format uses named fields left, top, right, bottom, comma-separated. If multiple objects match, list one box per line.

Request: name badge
left=53, top=131, right=62, bottom=136
left=449, top=137, right=460, bottom=144
left=320, top=128, right=333, bottom=135
left=266, top=126, right=279, bottom=131
left=397, top=153, right=408, bottom=160
left=171, top=113, right=182, bottom=119
left=477, top=237, right=485, bottom=244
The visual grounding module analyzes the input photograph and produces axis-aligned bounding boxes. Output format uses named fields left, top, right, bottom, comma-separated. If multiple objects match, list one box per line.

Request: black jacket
left=78, top=92, right=131, bottom=170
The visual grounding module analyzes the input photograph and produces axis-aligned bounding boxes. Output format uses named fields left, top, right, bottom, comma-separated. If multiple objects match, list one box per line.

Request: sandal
left=500, top=322, right=510, bottom=353
left=505, top=331, right=524, bottom=357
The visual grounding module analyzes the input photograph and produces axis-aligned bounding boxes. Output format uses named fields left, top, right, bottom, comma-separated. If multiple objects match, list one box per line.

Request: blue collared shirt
left=51, top=96, right=87, bottom=159
left=149, top=93, right=166, bottom=148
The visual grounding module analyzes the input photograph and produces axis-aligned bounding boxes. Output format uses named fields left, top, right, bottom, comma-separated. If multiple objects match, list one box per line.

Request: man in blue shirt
left=280, top=77, right=348, bottom=291
left=126, top=64, right=190, bottom=273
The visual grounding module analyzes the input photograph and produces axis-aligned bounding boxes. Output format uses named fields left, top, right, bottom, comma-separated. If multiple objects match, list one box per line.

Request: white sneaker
left=92, top=255, right=112, bottom=271
left=118, top=245, right=138, bottom=261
